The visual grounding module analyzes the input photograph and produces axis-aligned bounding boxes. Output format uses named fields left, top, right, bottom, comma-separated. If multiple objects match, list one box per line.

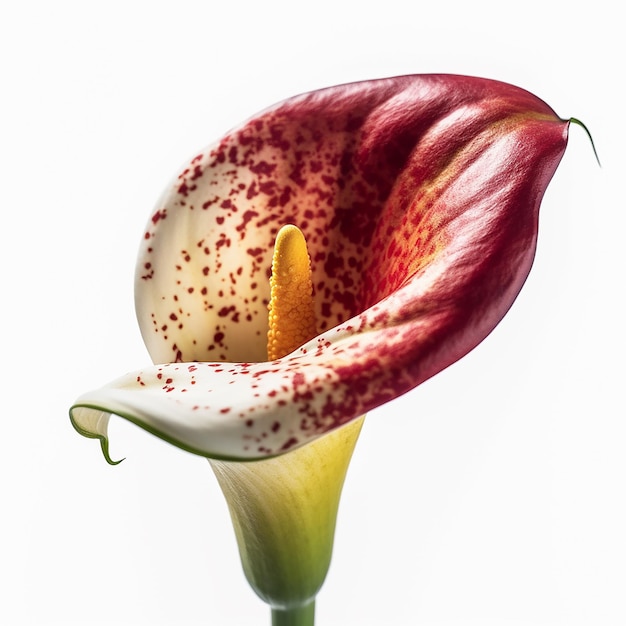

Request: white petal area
left=70, top=291, right=431, bottom=462
left=135, top=152, right=275, bottom=365
left=70, top=357, right=340, bottom=461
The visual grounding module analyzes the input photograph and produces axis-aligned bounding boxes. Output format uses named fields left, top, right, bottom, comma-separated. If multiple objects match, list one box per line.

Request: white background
left=1, top=1, right=622, bottom=625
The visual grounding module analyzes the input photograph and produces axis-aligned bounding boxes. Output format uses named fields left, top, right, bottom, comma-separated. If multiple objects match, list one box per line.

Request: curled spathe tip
left=569, top=117, right=600, bottom=166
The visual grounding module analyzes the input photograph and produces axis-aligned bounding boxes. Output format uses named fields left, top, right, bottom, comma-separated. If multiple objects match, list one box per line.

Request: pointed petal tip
left=568, top=117, right=601, bottom=166
left=100, top=439, right=125, bottom=466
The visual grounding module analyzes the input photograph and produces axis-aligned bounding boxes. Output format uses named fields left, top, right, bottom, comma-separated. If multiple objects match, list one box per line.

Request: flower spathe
left=70, top=75, right=571, bottom=623
left=70, top=74, right=569, bottom=461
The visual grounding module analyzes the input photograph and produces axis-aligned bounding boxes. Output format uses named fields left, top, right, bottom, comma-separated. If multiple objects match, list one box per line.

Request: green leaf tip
left=569, top=117, right=601, bottom=166
left=100, top=437, right=125, bottom=466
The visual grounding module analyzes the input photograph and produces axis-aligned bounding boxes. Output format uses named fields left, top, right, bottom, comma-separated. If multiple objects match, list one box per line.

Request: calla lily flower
left=70, top=75, right=571, bottom=625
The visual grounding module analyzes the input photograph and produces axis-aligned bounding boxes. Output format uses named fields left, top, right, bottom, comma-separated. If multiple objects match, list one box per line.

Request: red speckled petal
left=72, top=75, right=569, bottom=461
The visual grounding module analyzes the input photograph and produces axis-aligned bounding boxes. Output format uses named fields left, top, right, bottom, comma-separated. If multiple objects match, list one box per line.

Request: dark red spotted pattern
left=136, top=87, right=403, bottom=366
left=72, top=75, right=570, bottom=459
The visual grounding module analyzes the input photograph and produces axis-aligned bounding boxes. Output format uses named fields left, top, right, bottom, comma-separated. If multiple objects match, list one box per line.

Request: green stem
left=271, top=601, right=315, bottom=626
